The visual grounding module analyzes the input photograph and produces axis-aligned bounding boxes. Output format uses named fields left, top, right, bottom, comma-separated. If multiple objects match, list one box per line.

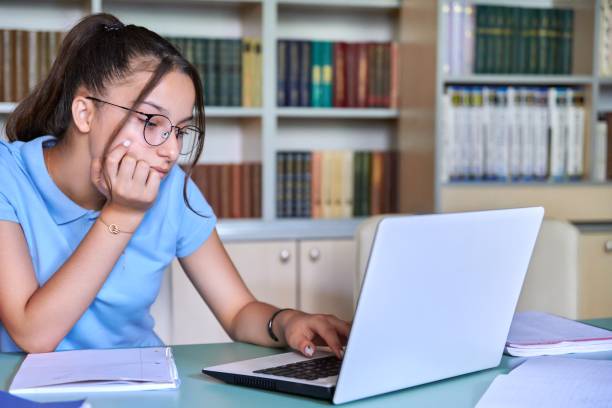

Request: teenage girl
left=0, top=13, right=350, bottom=359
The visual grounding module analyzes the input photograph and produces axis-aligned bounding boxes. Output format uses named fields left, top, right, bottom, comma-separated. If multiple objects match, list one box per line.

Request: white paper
left=10, top=347, right=179, bottom=394
left=476, top=357, right=612, bottom=408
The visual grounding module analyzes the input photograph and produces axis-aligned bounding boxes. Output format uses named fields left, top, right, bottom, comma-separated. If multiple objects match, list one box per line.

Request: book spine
left=288, top=40, right=300, bottom=107
left=559, top=9, right=574, bottom=75
left=242, top=38, right=252, bottom=107
left=357, top=43, right=368, bottom=108
left=253, top=39, right=262, bottom=107
left=310, top=41, right=321, bottom=107
left=299, top=41, right=311, bottom=107
left=276, top=152, right=286, bottom=217
left=311, top=151, right=322, bottom=219
left=333, top=42, right=346, bottom=107
left=322, top=41, right=333, bottom=108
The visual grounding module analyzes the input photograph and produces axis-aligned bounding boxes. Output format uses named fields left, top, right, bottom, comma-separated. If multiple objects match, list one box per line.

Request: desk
left=2, top=318, right=612, bottom=407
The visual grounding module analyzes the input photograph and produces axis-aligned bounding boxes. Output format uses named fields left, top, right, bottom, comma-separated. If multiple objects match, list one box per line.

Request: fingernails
left=304, top=345, right=314, bottom=357
left=123, top=140, right=131, bottom=147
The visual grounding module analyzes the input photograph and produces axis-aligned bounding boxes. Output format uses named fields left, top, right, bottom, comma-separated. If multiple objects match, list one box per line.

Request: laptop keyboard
left=253, top=356, right=341, bottom=381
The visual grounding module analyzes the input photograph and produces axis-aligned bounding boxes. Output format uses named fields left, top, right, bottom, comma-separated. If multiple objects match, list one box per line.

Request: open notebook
left=9, top=347, right=179, bottom=394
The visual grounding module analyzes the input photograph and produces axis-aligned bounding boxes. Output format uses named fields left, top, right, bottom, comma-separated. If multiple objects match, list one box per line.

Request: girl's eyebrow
left=141, top=100, right=193, bottom=123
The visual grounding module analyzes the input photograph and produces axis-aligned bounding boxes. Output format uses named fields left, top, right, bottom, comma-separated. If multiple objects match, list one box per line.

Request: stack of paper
left=506, top=311, right=612, bottom=357
left=9, top=347, right=179, bottom=394
left=476, top=357, right=612, bottom=408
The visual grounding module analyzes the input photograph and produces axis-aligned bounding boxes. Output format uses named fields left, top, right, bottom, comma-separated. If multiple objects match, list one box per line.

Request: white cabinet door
left=299, top=239, right=356, bottom=321
left=171, top=240, right=298, bottom=345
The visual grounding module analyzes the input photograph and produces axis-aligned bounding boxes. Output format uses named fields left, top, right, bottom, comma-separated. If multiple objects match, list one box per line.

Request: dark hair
left=6, top=13, right=207, bottom=215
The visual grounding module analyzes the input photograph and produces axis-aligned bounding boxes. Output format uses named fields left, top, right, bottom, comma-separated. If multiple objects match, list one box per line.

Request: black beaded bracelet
left=267, top=308, right=292, bottom=342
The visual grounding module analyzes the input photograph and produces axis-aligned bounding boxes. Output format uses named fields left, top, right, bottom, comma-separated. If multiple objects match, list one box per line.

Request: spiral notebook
left=9, top=347, right=179, bottom=395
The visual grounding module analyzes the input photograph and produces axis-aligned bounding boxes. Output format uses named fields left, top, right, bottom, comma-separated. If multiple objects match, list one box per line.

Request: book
left=594, top=120, right=608, bottom=182
left=0, top=391, right=89, bottom=408
left=9, top=347, right=179, bottom=394
left=505, top=311, right=612, bottom=357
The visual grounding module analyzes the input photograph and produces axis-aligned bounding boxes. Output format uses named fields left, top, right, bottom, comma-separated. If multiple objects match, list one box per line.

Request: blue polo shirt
left=0, top=135, right=216, bottom=352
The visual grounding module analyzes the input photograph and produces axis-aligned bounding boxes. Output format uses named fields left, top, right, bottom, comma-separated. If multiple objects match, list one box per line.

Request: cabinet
left=578, top=227, right=612, bottom=318
left=153, top=237, right=355, bottom=345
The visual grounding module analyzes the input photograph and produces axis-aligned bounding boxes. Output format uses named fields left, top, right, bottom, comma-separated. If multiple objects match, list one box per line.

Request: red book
left=333, top=42, right=347, bottom=107
left=252, top=163, right=262, bottom=218
left=366, top=43, right=377, bottom=107
left=345, top=43, right=358, bottom=107
left=240, top=163, right=252, bottom=218
left=231, top=163, right=242, bottom=218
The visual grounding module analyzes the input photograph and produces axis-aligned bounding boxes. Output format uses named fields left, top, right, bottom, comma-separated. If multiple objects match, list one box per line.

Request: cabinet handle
left=309, top=247, right=321, bottom=262
left=279, top=249, right=291, bottom=263
left=605, top=241, right=612, bottom=253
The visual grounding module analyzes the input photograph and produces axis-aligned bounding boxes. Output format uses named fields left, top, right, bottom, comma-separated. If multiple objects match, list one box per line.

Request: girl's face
left=90, top=68, right=196, bottom=178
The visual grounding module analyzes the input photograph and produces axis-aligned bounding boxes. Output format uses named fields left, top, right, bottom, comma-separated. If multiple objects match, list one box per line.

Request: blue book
left=0, top=391, right=87, bottom=408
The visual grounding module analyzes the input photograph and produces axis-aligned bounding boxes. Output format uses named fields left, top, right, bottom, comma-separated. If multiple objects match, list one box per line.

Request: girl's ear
left=71, top=95, right=96, bottom=133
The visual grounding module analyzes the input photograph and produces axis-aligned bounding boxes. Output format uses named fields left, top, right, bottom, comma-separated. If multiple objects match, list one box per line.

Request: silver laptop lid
left=333, top=208, right=544, bottom=404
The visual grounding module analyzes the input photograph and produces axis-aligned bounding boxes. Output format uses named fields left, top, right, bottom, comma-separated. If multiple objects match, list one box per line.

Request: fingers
left=104, top=140, right=132, bottom=183
left=310, top=316, right=344, bottom=360
left=285, top=313, right=352, bottom=360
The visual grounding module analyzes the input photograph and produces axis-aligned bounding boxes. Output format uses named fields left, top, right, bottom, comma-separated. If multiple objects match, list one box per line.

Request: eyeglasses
left=86, top=96, right=202, bottom=156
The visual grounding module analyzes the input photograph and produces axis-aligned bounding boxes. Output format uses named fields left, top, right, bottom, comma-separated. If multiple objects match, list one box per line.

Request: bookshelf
left=396, top=0, right=612, bottom=221
left=0, top=0, right=403, bottom=240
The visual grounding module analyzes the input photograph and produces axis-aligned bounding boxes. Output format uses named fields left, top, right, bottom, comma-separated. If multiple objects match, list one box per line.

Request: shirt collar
left=21, top=135, right=99, bottom=225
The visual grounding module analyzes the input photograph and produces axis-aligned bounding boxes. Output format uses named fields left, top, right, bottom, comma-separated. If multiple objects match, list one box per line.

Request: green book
left=474, top=6, right=486, bottom=74
left=559, top=9, right=573, bottom=74
left=526, top=9, right=540, bottom=75
left=538, top=9, right=550, bottom=75
left=515, top=8, right=530, bottom=74
left=486, top=6, right=500, bottom=73
left=219, top=40, right=231, bottom=106
left=500, top=7, right=513, bottom=74
left=232, top=39, right=242, bottom=107
left=206, top=39, right=217, bottom=106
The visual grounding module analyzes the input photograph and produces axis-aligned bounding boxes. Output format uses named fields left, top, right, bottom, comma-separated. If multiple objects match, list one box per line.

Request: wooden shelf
left=440, top=183, right=612, bottom=222
left=277, top=0, right=400, bottom=10
left=206, top=107, right=262, bottom=118
left=444, top=75, right=594, bottom=86
left=276, top=108, right=399, bottom=119
left=217, top=218, right=366, bottom=241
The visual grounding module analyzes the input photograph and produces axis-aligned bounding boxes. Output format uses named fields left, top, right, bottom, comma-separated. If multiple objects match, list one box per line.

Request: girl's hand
left=90, top=140, right=161, bottom=213
left=279, top=310, right=351, bottom=359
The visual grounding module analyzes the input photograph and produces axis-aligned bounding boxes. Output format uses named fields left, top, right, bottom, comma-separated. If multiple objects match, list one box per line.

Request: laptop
left=202, top=207, right=544, bottom=404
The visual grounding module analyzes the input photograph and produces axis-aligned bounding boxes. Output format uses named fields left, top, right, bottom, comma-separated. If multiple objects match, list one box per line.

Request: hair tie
left=103, top=23, right=124, bottom=32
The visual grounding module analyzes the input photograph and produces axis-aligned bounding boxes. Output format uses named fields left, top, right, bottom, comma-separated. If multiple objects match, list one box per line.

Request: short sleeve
left=0, top=191, right=18, bottom=223
left=176, top=176, right=217, bottom=258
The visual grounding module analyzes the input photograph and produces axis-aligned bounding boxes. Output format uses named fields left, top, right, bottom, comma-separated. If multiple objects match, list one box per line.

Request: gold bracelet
left=97, top=216, right=134, bottom=234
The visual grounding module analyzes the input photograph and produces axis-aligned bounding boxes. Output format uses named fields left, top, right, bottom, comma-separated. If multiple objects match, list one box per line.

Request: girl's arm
left=0, top=143, right=159, bottom=353
left=179, top=231, right=351, bottom=358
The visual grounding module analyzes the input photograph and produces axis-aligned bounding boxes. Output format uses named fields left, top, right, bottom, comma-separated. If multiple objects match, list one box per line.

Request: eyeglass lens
left=143, top=115, right=199, bottom=156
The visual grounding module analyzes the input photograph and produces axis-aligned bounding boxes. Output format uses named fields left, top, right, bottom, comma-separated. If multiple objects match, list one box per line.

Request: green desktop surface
left=2, top=318, right=611, bottom=407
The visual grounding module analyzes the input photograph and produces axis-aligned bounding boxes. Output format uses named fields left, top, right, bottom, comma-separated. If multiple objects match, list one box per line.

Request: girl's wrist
left=272, top=308, right=302, bottom=344
left=99, top=203, right=145, bottom=233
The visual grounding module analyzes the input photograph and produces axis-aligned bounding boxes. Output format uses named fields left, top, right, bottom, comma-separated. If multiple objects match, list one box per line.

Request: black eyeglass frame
left=85, top=96, right=202, bottom=155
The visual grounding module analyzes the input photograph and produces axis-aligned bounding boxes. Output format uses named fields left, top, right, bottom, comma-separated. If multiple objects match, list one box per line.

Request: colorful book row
left=166, top=37, right=261, bottom=107
left=442, top=86, right=586, bottom=182
left=276, top=151, right=398, bottom=219
left=0, top=29, right=65, bottom=103
left=277, top=40, right=398, bottom=108
left=190, top=163, right=262, bottom=219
